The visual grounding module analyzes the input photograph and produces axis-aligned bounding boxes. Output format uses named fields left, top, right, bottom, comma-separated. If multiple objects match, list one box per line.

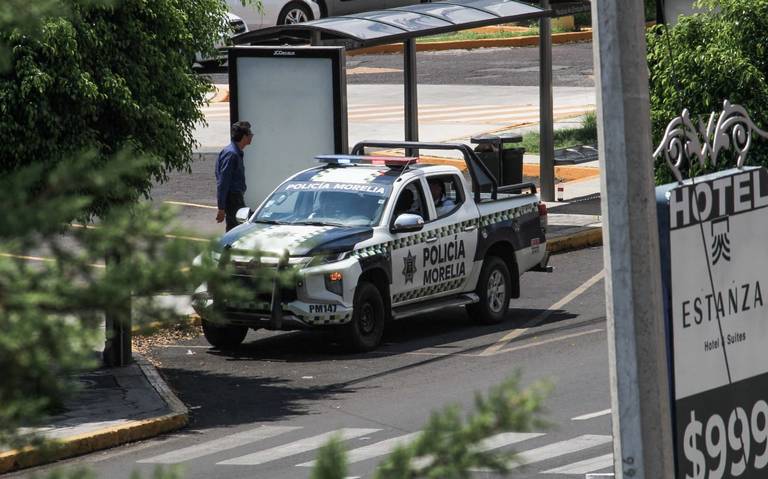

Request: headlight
left=309, top=251, right=350, bottom=267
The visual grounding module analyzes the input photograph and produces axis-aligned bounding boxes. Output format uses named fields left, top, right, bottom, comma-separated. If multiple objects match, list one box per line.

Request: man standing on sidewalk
left=216, top=121, right=253, bottom=231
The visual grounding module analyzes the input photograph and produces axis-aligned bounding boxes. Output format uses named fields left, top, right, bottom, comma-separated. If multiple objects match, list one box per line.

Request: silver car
left=227, top=0, right=420, bottom=30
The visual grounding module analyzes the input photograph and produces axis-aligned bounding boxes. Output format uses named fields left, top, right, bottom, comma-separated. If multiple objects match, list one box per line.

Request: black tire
left=343, top=281, right=386, bottom=352
left=202, top=319, right=248, bottom=349
left=277, top=2, right=313, bottom=25
left=467, top=256, right=514, bottom=324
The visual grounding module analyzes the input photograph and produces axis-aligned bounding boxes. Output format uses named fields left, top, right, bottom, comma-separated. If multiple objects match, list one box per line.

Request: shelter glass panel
left=396, top=3, right=496, bottom=23
left=360, top=10, right=453, bottom=31
left=308, top=17, right=405, bottom=40
left=456, top=0, right=541, bottom=17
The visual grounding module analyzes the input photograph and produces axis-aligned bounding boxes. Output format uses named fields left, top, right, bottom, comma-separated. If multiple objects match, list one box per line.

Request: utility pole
left=591, top=1, right=674, bottom=478
left=538, top=0, right=555, bottom=202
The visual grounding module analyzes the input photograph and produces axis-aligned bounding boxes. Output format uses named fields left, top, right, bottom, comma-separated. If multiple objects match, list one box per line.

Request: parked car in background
left=193, top=12, right=248, bottom=69
left=226, top=0, right=321, bottom=29
left=226, top=0, right=422, bottom=30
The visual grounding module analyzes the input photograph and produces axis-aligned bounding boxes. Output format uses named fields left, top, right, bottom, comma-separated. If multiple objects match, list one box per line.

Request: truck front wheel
left=202, top=319, right=248, bottom=349
left=343, top=281, right=385, bottom=352
left=468, top=256, right=513, bottom=324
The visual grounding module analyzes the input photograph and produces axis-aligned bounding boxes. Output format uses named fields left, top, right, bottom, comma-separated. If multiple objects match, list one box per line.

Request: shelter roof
left=233, top=0, right=550, bottom=49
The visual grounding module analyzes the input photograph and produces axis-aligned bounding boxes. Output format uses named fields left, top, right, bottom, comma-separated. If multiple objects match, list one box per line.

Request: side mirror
left=391, top=213, right=424, bottom=233
left=235, top=207, right=252, bottom=224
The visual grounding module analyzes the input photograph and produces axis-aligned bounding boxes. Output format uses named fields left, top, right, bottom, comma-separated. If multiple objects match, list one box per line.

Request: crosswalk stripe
left=477, top=432, right=545, bottom=451
left=137, top=426, right=300, bottom=464
left=217, top=428, right=380, bottom=466
left=296, top=431, right=421, bottom=467
left=469, top=434, right=612, bottom=472
left=516, top=435, right=612, bottom=466
left=542, top=453, right=614, bottom=475
left=572, top=409, right=611, bottom=421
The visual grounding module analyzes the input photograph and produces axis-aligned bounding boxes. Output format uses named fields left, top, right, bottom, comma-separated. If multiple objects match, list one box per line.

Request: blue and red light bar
left=316, top=155, right=419, bottom=167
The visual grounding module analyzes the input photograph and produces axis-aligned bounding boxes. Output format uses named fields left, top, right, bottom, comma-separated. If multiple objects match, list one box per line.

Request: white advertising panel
left=229, top=47, right=347, bottom=208
left=663, top=167, right=768, bottom=479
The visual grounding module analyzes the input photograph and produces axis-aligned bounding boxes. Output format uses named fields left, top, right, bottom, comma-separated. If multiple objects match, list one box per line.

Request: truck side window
left=427, top=175, right=464, bottom=218
left=392, top=180, right=426, bottom=221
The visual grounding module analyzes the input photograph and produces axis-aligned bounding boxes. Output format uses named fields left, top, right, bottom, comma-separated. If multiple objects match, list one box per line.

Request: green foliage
left=312, top=373, right=551, bottom=479
left=0, top=0, right=230, bottom=215
left=647, top=0, right=768, bottom=183
left=518, top=111, right=597, bottom=154
left=311, top=435, right=349, bottom=479
left=0, top=151, right=247, bottom=449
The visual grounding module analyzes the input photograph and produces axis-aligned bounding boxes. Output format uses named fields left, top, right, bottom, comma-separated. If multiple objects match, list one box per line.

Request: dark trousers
left=224, top=191, right=246, bottom=232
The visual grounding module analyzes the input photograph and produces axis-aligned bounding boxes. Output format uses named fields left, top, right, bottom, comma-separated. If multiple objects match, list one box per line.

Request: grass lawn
left=417, top=25, right=573, bottom=43
left=515, top=112, right=597, bottom=154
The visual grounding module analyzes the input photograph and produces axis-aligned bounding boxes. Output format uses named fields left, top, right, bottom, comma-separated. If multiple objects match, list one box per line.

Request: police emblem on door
left=710, top=217, right=731, bottom=265
left=402, top=250, right=417, bottom=284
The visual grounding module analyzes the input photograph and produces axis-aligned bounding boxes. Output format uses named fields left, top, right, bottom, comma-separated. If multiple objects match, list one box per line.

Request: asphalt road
left=16, top=245, right=611, bottom=479
left=208, top=42, right=594, bottom=87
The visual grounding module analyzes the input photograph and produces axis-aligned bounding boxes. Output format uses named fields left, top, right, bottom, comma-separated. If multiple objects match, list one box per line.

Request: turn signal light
left=327, top=271, right=343, bottom=282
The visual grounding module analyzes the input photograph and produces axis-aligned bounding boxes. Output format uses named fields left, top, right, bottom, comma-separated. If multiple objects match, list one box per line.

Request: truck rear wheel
left=202, top=319, right=248, bottom=349
left=343, top=281, right=385, bottom=352
left=468, top=256, right=513, bottom=324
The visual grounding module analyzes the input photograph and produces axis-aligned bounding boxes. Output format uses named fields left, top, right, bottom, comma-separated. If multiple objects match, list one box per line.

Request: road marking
left=296, top=432, right=421, bottom=467
left=72, top=222, right=210, bottom=243
left=477, top=432, right=545, bottom=451
left=515, top=435, right=612, bottom=466
left=542, top=453, right=614, bottom=475
left=572, top=409, right=612, bottom=421
left=480, top=269, right=605, bottom=356
left=137, top=426, right=300, bottom=464
left=217, top=428, right=380, bottom=466
left=494, top=328, right=604, bottom=356
left=471, top=434, right=612, bottom=472
left=164, top=200, right=218, bottom=210
left=0, top=252, right=105, bottom=269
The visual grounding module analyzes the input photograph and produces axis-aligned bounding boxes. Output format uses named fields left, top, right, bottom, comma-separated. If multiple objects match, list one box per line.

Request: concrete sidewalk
left=0, top=356, right=188, bottom=474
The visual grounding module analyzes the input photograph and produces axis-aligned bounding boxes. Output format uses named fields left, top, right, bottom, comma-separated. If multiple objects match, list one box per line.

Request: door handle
left=425, top=236, right=438, bottom=244
left=463, top=225, right=477, bottom=232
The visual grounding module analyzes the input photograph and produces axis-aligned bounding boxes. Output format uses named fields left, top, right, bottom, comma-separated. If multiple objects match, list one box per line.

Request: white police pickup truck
left=194, top=141, right=550, bottom=351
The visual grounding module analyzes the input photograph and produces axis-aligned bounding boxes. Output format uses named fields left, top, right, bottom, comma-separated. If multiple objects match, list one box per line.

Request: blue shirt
left=215, top=142, right=247, bottom=209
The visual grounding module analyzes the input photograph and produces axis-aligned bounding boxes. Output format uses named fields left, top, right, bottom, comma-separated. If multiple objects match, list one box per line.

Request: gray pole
left=403, top=39, right=418, bottom=142
left=591, top=1, right=674, bottom=478
left=538, top=0, right=555, bottom=201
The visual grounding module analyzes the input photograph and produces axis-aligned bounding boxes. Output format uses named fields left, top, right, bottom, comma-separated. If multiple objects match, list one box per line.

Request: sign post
left=656, top=101, right=768, bottom=479
left=591, top=0, right=675, bottom=477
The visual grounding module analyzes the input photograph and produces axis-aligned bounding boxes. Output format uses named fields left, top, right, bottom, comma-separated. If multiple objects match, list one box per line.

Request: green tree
left=0, top=0, right=247, bottom=452
left=0, top=0, right=230, bottom=213
left=647, top=0, right=768, bottom=183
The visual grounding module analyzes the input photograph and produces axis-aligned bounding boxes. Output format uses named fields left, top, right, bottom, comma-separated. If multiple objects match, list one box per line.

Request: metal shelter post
left=592, top=0, right=674, bottom=477
left=404, top=38, right=419, bottom=144
left=538, top=0, right=555, bottom=202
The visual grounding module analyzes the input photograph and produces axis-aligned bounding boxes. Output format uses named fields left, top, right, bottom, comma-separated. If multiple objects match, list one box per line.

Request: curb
left=349, top=30, right=593, bottom=56
left=0, top=356, right=188, bottom=474
left=547, top=226, right=603, bottom=254
left=132, top=314, right=202, bottom=336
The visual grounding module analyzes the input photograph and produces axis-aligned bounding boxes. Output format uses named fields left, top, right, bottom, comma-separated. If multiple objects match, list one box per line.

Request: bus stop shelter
left=232, top=0, right=560, bottom=199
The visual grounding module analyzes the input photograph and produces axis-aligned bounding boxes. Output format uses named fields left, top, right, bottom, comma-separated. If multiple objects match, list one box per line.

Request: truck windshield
left=254, top=181, right=391, bottom=227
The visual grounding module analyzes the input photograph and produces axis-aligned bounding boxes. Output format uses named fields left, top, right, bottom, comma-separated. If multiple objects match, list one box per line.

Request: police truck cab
left=194, top=141, right=550, bottom=352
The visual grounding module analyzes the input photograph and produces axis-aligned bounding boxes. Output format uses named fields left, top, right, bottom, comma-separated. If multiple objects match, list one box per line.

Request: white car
left=226, top=0, right=322, bottom=29
left=193, top=141, right=551, bottom=352
left=193, top=12, right=248, bottom=68
left=226, top=0, right=423, bottom=30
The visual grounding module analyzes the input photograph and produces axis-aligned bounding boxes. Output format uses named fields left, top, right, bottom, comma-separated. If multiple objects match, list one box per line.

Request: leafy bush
left=647, top=0, right=768, bottom=184
left=0, top=0, right=230, bottom=214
